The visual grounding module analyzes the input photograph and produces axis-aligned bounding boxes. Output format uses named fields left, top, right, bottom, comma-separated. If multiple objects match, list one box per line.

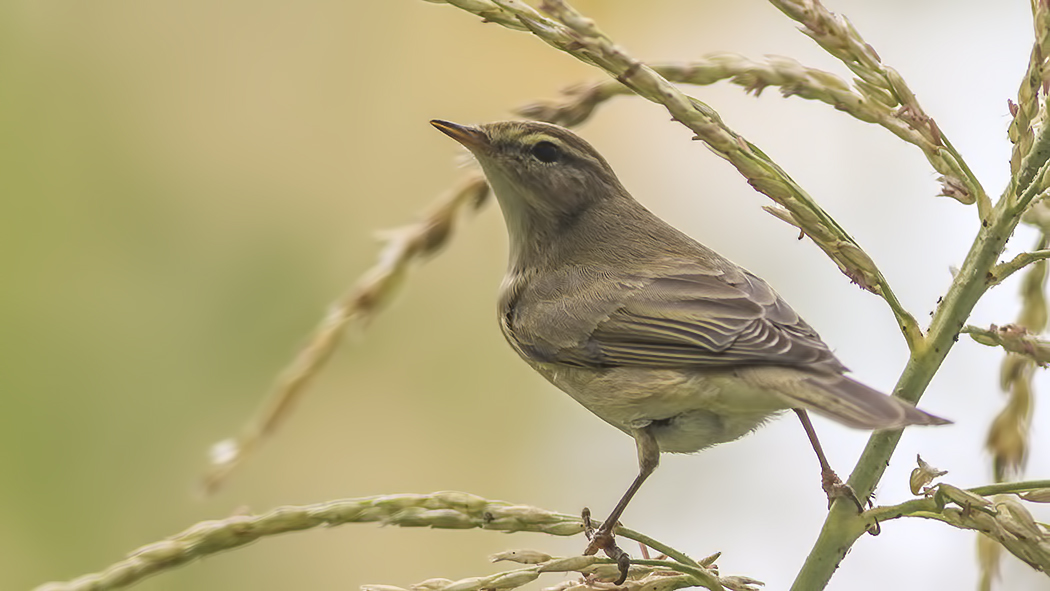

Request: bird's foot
left=820, top=468, right=865, bottom=512
left=820, top=469, right=881, bottom=535
left=582, top=507, right=631, bottom=585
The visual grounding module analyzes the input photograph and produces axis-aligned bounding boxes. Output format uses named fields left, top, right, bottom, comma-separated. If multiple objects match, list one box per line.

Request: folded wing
left=509, top=265, right=843, bottom=372
left=503, top=264, right=948, bottom=428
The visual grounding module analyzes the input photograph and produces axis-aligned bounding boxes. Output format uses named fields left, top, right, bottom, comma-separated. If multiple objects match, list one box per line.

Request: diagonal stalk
left=791, top=190, right=1029, bottom=589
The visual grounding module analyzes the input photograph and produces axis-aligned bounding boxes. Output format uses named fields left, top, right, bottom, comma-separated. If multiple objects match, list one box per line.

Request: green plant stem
left=33, top=492, right=728, bottom=591
left=962, top=324, right=1050, bottom=366
left=522, top=57, right=936, bottom=159
left=864, top=481, right=1050, bottom=574
left=968, top=479, right=1050, bottom=496
left=627, top=559, right=723, bottom=588
left=617, top=526, right=707, bottom=569
left=942, top=134, right=993, bottom=219
left=869, top=479, right=1050, bottom=522
left=990, top=249, right=1050, bottom=285
left=383, top=556, right=723, bottom=591
left=790, top=187, right=1040, bottom=590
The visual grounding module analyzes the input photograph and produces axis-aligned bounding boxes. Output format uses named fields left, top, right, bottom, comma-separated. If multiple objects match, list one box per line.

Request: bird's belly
left=533, top=363, right=790, bottom=453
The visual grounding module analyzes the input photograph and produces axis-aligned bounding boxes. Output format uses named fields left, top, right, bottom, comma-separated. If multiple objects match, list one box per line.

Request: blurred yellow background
left=3, top=1, right=1048, bottom=590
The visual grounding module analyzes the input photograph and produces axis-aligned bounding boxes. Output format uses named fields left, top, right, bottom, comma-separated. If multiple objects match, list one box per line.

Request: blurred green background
left=3, top=1, right=1048, bottom=590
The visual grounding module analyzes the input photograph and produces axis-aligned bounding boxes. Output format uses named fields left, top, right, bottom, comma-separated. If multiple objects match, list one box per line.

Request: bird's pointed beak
left=430, top=119, right=489, bottom=151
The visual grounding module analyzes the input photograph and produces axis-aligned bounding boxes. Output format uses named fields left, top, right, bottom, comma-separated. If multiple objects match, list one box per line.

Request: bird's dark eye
left=530, top=140, right=561, bottom=164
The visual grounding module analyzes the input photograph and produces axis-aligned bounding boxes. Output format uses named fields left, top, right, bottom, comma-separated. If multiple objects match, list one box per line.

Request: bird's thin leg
left=793, top=408, right=865, bottom=512
left=583, top=424, right=659, bottom=584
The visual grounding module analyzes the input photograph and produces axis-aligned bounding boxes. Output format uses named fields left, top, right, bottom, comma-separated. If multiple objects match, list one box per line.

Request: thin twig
left=420, top=0, right=529, bottom=30
left=989, top=249, right=1050, bottom=286
left=963, top=324, right=1050, bottom=367
left=32, top=492, right=739, bottom=591
left=968, top=479, right=1050, bottom=497
left=768, top=0, right=991, bottom=217
left=522, top=56, right=935, bottom=153
left=200, top=175, right=489, bottom=492
left=1015, top=158, right=1050, bottom=215
left=365, top=557, right=716, bottom=591
left=866, top=481, right=1050, bottom=574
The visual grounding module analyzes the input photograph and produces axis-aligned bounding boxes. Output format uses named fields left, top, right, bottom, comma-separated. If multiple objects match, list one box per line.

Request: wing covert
left=503, top=265, right=844, bottom=372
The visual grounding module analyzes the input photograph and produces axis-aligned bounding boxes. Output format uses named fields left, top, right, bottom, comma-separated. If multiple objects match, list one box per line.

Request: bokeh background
left=3, top=1, right=1049, bottom=590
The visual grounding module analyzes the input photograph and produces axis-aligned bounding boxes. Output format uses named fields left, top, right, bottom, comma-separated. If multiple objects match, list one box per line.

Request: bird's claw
left=819, top=471, right=881, bottom=535
left=582, top=507, right=631, bottom=585
left=821, top=469, right=865, bottom=512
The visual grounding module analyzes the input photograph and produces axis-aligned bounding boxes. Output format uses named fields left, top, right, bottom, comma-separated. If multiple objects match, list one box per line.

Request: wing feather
left=504, top=265, right=845, bottom=372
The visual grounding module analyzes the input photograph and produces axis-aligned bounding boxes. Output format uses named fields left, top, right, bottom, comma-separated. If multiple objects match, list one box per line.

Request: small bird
left=431, top=119, right=947, bottom=580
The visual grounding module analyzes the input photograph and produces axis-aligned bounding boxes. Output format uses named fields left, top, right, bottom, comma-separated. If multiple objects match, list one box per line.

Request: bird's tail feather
left=783, top=374, right=950, bottom=430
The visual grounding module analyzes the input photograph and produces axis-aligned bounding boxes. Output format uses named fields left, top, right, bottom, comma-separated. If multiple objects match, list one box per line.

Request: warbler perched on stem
left=431, top=119, right=948, bottom=583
